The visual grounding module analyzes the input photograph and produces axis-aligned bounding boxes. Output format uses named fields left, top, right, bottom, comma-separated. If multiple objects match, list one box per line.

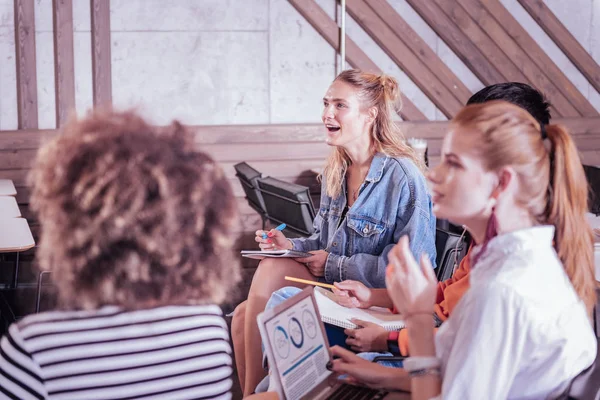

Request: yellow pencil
left=284, top=276, right=335, bottom=290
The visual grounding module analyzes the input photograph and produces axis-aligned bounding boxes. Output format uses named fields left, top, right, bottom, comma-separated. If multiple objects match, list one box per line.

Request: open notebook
left=314, top=287, right=405, bottom=331
left=240, top=249, right=312, bottom=259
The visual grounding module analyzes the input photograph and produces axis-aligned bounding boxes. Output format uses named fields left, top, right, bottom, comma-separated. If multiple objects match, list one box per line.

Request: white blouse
left=434, top=226, right=596, bottom=399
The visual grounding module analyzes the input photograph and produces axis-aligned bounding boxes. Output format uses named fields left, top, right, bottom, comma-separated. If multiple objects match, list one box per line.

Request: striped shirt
left=0, top=305, right=233, bottom=399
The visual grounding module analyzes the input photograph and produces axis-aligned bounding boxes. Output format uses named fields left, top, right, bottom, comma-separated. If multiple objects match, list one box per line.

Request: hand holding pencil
left=255, top=224, right=292, bottom=251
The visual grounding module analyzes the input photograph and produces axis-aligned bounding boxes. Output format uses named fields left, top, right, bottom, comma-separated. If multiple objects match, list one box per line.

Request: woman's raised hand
left=385, top=236, right=437, bottom=319
left=255, top=228, right=292, bottom=251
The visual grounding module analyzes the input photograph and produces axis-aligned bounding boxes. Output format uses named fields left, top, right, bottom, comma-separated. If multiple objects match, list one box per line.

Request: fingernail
left=267, top=232, right=274, bottom=237
left=326, top=361, right=333, bottom=370
left=267, top=239, right=272, bottom=243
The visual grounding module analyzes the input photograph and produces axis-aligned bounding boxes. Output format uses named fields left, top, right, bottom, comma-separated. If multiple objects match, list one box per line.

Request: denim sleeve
left=288, top=210, right=322, bottom=252
left=324, top=176, right=436, bottom=288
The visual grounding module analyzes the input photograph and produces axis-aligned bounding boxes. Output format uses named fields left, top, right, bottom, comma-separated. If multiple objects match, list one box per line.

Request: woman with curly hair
left=0, top=110, right=240, bottom=399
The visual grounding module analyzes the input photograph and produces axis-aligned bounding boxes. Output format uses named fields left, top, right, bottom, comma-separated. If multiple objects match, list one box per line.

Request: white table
left=0, top=180, right=16, bottom=196
left=0, top=196, right=21, bottom=218
left=0, top=217, right=35, bottom=253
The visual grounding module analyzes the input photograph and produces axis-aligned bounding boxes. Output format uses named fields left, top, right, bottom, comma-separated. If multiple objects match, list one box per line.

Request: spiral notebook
left=313, top=287, right=405, bottom=331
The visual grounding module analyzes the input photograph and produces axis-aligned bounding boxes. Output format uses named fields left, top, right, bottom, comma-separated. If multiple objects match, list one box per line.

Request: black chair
left=256, top=176, right=316, bottom=237
left=234, top=162, right=269, bottom=229
left=559, top=287, right=600, bottom=400
left=584, top=165, right=600, bottom=215
left=434, top=228, right=467, bottom=282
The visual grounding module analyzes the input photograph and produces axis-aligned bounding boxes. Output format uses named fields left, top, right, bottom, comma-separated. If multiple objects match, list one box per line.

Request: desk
left=0, top=196, right=21, bottom=218
left=0, top=217, right=35, bottom=253
left=0, top=217, right=35, bottom=327
left=0, top=180, right=16, bottom=196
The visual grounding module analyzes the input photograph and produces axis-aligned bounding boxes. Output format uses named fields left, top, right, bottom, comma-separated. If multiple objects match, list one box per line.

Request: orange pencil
left=284, top=276, right=335, bottom=290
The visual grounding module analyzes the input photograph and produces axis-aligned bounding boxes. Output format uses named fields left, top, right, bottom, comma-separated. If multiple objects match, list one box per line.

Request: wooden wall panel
left=518, top=0, right=600, bottom=96
left=3, top=118, right=600, bottom=203
left=287, top=0, right=427, bottom=121
left=52, top=0, right=76, bottom=127
left=91, top=0, right=112, bottom=106
left=3, top=120, right=600, bottom=274
left=13, top=0, right=38, bottom=129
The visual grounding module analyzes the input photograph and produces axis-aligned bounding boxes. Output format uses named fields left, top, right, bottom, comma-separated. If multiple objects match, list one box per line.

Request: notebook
left=313, top=287, right=405, bottom=331
left=241, top=249, right=313, bottom=259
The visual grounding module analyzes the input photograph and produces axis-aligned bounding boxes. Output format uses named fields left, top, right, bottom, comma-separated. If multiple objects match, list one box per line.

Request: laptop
left=257, top=286, right=390, bottom=400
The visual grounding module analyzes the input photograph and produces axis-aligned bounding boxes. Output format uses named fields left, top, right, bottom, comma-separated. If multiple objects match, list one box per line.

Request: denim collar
left=365, top=153, right=388, bottom=183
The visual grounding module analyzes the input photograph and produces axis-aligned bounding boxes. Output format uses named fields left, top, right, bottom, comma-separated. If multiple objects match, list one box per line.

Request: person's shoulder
left=385, top=156, right=423, bottom=178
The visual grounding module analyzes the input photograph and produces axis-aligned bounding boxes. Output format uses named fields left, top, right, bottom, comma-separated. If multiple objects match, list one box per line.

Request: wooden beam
left=13, top=0, right=38, bottom=129
left=430, top=0, right=528, bottom=84
left=453, top=0, right=575, bottom=117
left=346, top=0, right=463, bottom=117
left=472, top=0, right=597, bottom=117
left=518, top=0, right=600, bottom=99
left=405, top=0, right=505, bottom=86
left=91, top=0, right=112, bottom=106
left=3, top=117, right=599, bottom=149
left=364, top=0, right=472, bottom=105
left=286, top=0, right=427, bottom=121
left=52, top=0, right=76, bottom=127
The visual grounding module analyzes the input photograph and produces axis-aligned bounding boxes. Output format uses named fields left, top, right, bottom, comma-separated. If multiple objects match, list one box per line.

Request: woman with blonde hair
left=331, top=100, right=597, bottom=399
left=0, top=110, right=240, bottom=399
left=232, top=69, right=437, bottom=395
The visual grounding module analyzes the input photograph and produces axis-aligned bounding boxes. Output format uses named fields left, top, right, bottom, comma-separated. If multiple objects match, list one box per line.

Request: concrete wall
left=1, top=0, right=600, bottom=129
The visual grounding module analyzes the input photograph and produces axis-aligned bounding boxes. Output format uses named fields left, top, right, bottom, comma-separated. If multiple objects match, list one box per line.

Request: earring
left=484, top=206, right=499, bottom=243
left=471, top=206, right=499, bottom=268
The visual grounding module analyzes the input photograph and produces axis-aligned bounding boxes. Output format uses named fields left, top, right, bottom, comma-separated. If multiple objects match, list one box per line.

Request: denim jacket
left=290, top=153, right=436, bottom=288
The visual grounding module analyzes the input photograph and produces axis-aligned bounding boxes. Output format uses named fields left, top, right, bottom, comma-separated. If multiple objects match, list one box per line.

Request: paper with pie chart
left=264, top=296, right=329, bottom=398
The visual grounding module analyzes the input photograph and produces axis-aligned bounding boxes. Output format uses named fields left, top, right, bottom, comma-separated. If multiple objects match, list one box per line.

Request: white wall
left=1, top=0, right=599, bottom=129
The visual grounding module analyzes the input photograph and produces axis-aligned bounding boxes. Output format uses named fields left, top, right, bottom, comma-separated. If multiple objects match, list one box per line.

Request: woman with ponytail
left=232, top=69, right=436, bottom=395
left=331, top=101, right=597, bottom=399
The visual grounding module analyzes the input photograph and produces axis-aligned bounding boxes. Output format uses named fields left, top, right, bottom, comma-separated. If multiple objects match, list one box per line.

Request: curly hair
left=29, top=110, right=240, bottom=310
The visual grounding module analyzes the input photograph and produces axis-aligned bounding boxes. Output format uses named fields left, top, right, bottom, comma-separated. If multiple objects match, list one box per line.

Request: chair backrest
left=257, top=176, right=316, bottom=237
left=434, top=228, right=467, bottom=282
left=234, top=162, right=267, bottom=217
left=584, top=165, right=600, bottom=215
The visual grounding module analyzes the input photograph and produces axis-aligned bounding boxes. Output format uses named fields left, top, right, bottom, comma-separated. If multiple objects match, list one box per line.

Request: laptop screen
left=263, top=294, right=331, bottom=399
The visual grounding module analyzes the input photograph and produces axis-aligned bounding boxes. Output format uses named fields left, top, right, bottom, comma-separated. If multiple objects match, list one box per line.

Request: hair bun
left=379, top=74, right=400, bottom=108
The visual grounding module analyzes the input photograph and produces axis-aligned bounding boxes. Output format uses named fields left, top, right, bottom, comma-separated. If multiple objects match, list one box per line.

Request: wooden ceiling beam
left=364, top=0, right=472, bottom=105
left=473, top=0, right=597, bottom=117
left=405, top=0, right=505, bottom=86
left=518, top=0, right=600, bottom=99
left=287, top=0, right=427, bottom=120
left=346, top=0, right=464, bottom=118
